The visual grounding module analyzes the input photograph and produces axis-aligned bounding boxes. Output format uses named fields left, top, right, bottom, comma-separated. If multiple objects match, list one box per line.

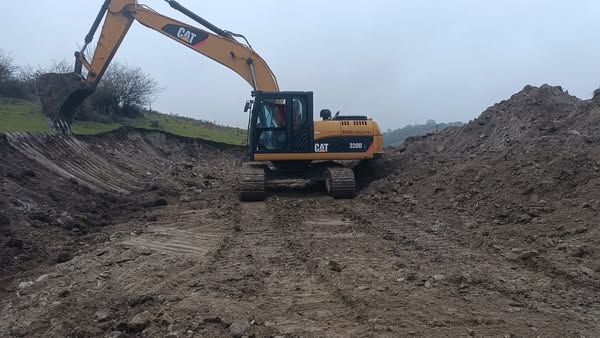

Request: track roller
left=324, top=167, right=356, bottom=199
left=239, top=163, right=266, bottom=201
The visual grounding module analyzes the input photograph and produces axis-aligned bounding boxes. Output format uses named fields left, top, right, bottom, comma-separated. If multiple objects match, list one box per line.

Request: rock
left=29, top=211, right=52, bottom=223
left=328, top=260, right=342, bottom=272
left=159, top=313, right=175, bottom=326
left=229, top=320, right=251, bottom=338
left=58, top=289, right=70, bottom=298
left=374, top=324, right=390, bottom=332
left=55, top=252, right=72, bottom=263
left=518, top=250, right=539, bottom=260
left=56, top=213, right=77, bottom=230
left=128, top=294, right=154, bottom=307
left=432, top=274, right=445, bottom=281
left=35, top=274, right=50, bottom=283
left=179, top=195, right=192, bottom=203
left=106, top=331, right=123, bottom=338
left=578, top=265, right=594, bottom=276
left=128, top=310, right=153, bottom=332
left=95, top=309, right=111, bottom=322
left=424, top=280, right=433, bottom=288
left=18, top=281, right=34, bottom=289
left=570, top=246, right=588, bottom=258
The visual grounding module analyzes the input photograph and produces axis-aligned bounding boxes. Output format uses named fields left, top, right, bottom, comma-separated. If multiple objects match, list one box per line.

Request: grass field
left=0, top=98, right=246, bottom=144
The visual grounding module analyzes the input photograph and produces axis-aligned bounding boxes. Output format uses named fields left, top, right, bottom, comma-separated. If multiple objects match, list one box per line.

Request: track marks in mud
left=119, top=210, right=226, bottom=257
left=161, top=201, right=363, bottom=337
left=259, top=198, right=600, bottom=336
left=6, top=132, right=142, bottom=193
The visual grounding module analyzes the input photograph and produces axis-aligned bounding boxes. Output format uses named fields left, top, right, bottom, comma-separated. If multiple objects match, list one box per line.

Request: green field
left=0, top=98, right=246, bottom=144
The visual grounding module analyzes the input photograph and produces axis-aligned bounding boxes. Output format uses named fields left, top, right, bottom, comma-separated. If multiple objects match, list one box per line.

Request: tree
left=99, top=62, right=162, bottom=116
left=0, top=50, right=16, bottom=82
left=0, top=50, right=16, bottom=81
left=0, top=50, right=30, bottom=98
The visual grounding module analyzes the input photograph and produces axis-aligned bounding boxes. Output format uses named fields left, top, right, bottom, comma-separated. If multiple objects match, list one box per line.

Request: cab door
left=290, top=93, right=313, bottom=153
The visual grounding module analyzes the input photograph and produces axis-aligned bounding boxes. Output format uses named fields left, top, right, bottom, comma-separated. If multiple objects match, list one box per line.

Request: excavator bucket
left=36, top=73, right=94, bottom=134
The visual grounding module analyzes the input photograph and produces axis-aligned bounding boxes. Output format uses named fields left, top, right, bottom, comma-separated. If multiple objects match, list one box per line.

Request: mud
left=1, top=85, right=600, bottom=337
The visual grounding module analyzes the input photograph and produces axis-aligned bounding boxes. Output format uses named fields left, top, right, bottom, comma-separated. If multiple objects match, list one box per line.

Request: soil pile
left=363, top=84, right=600, bottom=285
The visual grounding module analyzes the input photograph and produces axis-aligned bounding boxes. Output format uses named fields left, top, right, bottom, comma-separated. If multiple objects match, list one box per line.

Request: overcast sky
left=1, top=0, right=599, bottom=129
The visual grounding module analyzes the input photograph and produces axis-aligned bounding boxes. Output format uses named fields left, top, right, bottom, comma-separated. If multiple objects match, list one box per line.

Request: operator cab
left=245, top=91, right=314, bottom=160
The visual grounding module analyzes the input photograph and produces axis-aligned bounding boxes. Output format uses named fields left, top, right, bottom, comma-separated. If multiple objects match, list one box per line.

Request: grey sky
left=1, top=1, right=599, bottom=129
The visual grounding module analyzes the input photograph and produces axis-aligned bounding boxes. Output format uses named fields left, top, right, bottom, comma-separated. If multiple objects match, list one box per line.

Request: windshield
left=257, top=98, right=286, bottom=128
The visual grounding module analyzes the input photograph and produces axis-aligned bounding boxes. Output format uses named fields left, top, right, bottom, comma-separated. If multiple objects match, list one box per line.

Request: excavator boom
left=38, top=0, right=384, bottom=201
left=38, top=0, right=278, bottom=132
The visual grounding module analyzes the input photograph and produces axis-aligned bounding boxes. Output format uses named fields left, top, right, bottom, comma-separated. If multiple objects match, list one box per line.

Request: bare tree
left=0, top=50, right=17, bottom=82
left=99, top=62, right=162, bottom=116
left=18, top=59, right=73, bottom=82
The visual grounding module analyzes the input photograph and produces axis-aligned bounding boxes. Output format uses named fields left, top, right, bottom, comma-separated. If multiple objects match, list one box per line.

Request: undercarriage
left=239, top=161, right=356, bottom=201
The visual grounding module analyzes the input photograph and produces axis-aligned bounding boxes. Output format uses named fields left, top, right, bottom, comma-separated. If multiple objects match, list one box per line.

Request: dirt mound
left=362, top=84, right=600, bottom=287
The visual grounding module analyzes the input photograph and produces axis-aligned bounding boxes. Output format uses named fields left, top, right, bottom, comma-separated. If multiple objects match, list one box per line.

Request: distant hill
left=383, top=119, right=464, bottom=147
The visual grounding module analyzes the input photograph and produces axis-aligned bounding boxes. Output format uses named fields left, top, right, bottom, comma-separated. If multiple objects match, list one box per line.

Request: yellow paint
left=79, top=0, right=278, bottom=91
left=255, top=152, right=375, bottom=161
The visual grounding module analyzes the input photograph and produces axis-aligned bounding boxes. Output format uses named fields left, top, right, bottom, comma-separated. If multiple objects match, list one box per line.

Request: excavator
left=36, top=0, right=384, bottom=201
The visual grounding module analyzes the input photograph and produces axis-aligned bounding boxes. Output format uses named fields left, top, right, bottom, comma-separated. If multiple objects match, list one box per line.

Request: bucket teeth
left=48, top=119, right=72, bottom=135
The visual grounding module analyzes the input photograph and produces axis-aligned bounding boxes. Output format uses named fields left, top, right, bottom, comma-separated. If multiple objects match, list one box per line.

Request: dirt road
left=3, top=185, right=598, bottom=337
left=2, top=84, right=600, bottom=337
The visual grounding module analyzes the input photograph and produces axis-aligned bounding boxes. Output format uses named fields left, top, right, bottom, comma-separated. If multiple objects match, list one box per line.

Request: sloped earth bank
left=1, top=83, right=599, bottom=337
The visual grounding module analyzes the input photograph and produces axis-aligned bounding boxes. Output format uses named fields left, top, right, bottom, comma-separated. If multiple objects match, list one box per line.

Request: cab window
left=292, top=98, right=306, bottom=133
left=255, top=98, right=287, bottom=151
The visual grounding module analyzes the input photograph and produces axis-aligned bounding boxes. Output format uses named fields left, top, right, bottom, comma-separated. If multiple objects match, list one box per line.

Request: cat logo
left=162, top=24, right=209, bottom=47
left=314, top=143, right=329, bottom=153
left=176, top=27, right=198, bottom=44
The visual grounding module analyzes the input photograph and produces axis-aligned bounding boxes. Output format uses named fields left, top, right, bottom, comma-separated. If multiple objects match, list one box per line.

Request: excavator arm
left=37, top=0, right=278, bottom=133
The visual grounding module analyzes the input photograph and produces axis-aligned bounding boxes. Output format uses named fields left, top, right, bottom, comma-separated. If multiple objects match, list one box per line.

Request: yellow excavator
left=37, top=0, right=384, bottom=200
